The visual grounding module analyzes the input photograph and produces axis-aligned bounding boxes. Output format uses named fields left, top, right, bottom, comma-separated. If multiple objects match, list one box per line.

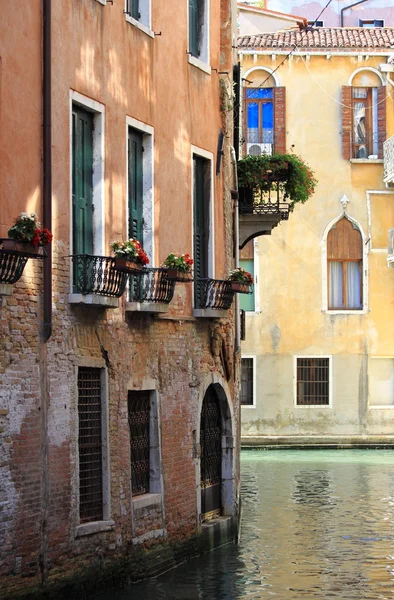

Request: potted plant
left=4, top=212, right=53, bottom=256
left=237, top=153, right=317, bottom=211
left=162, top=253, right=193, bottom=282
left=228, top=267, right=254, bottom=293
left=110, top=239, right=149, bottom=272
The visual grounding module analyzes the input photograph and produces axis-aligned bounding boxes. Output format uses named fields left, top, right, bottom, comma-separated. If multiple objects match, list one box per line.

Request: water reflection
left=95, top=450, right=394, bottom=599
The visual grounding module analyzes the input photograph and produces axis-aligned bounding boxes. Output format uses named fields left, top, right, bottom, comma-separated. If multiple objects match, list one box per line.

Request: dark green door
left=193, top=156, right=209, bottom=308
left=200, top=385, right=222, bottom=521
left=128, top=129, right=143, bottom=243
left=72, top=106, right=93, bottom=256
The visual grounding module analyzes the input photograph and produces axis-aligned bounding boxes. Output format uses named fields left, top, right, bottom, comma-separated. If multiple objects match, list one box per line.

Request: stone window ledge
left=125, top=302, right=169, bottom=314
left=75, top=520, right=115, bottom=538
left=132, top=492, right=162, bottom=510
left=350, top=159, right=383, bottom=164
left=188, top=55, right=211, bottom=75
left=0, top=284, right=13, bottom=296
left=125, top=14, right=154, bottom=38
left=193, top=309, right=228, bottom=319
left=68, top=293, right=118, bottom=308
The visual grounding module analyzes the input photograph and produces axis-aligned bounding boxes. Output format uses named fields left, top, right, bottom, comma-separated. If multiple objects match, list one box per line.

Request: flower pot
left=165, top=268, right=193, bottom=282
left=230, top=281, right=252, bottom=293
left=113, top=257, right=144, bottom=273
left=1, top=238, right=45, bottom=257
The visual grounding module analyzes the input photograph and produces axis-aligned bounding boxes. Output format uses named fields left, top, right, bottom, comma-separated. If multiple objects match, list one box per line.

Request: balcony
left=238, top=185, right=290, bottom=248
left=388, top=228, right=394, bottom=267
left=193, top=279, right=235, bottom=318
left=383, top=135, right=394, bottom=186
left=68, top=255, right=128, bottom=307
left=125, top=268, right=176, bottom=314
left=0, top=238, right=46, bottom=295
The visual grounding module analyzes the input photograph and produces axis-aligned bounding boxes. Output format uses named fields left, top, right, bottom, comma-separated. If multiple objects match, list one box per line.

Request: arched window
left=327, top=217, right=363, bottom=309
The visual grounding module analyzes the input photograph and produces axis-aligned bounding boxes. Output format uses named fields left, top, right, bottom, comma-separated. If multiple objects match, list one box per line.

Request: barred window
left=78, top=368, right=103, bottom=523
left=241, top=358, right=254, bottom=406
left=297, top=358, right=330, bottom=406
left=128, top=391, right=151, bottom=496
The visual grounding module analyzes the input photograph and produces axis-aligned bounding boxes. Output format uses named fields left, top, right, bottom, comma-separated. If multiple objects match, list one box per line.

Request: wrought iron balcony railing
left=128, top=268, right=175, bottom=304
left=71, top=254, right=128, bottom=297
left=388, top=228, right=394, bottom=267
left=384, top=135, right=394, bottom=184
left=195, top=279, right=235, bottom=311
left=0, top=252, right=29, bottom=284
left=238, top=186, right=290, bottom=220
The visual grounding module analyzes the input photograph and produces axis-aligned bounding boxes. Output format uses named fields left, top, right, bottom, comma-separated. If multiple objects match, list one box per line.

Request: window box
left=165, top=268, right=193, bottom=282
left=230, top=281, right=253, bottom=294
left=113, top=257, right=145, bottom=273
left=2, top=238, right=46, bottom=258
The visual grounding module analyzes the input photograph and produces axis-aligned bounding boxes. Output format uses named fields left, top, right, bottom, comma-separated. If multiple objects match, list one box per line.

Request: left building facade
left=0, top=1, right=240, bottom=597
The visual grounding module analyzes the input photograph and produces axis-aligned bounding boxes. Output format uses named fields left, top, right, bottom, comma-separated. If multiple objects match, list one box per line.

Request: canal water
left=97, top=449, right=394, bottom=599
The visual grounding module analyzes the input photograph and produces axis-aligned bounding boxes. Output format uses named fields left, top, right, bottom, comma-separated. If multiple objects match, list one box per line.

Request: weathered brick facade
left=0, top=1, right=240, bottom=597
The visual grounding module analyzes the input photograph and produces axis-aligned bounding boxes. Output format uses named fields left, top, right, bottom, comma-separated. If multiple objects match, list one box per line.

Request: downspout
left=43, top=0, right=52, bottom=342
left=340, top=0, right=368, bottom=27
left=230, top=146, right=240, bottom=353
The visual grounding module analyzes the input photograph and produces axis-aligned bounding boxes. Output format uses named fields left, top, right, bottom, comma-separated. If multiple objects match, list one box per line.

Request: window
left=244, top=86, right=286, bottom=155
left=342, top=75, right=386, bottom=160
left=78, top=368, right=105, bottom=522
left=327, top=217, right=362, bottom=310
left=128, top=391, right=150, bottom=496
left=188, top=0, right=209, bottom=65
left=308, top=20, right=323, bottom=27
left=240, top=358, right=254, bottom=406
left=128, top=128, right=143, bottom=243
left=193, top=152, right=212, bottom=308
left=239, top=258, right=255, bottom=312
left=296, top=358, right=330, bottom=406
left=125, top=0, right=152, bottom=34
left=359, top=19, right=384, bottom=28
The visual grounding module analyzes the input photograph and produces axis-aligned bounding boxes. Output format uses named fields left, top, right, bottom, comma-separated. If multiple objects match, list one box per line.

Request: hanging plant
left=237, top=154, right=317, bottom=209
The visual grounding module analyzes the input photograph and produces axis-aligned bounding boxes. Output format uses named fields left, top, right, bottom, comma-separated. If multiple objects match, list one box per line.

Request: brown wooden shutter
left=377, top=86, right=386, bottom=159
left=327, top=218, right=362, bottom=260
left=274, top=87, right=286, bottom=154
left=342, top=86, right=352, bottom=160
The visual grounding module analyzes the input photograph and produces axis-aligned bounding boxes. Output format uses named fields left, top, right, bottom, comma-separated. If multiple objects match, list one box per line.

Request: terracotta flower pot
left=113, top=257, right=144, bottom=273
left=165, top=268, right=193, bottom=282
left=1, top=238, right=44, bottom=257
left=230, top=281, right=251, bottom=293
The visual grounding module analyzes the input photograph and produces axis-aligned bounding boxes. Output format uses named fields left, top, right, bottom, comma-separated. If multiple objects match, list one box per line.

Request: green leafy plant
left=228, top=267, right=253, bottom=284
left=237, top=153, right=317, bottom=209
left=8, top=212, right=53, bottom=246
left=162, top=253, right=193, bottom=273
left=110, top=239, right=149, bottom=265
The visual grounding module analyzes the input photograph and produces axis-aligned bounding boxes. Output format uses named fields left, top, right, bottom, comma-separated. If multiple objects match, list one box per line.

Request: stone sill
left=350, top=158, right=383, bottom=164
left=68, top=293, right=119, bottom=308
left=125, top=302, right=169, bottom=314
left=75, top=519, right=115, bottom=538
left=193, top=309, right=228, bottom=319
left=0, top=284, right=13, bottom=296
left=125, top=14, right=154, bottom=38
left=132, top=492, right=162, bottom=511
left=188, top=55, right=211, bottom=75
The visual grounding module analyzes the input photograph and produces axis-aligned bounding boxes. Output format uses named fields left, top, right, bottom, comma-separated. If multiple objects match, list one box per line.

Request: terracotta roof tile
left=238, top=27, right=394, bottom=51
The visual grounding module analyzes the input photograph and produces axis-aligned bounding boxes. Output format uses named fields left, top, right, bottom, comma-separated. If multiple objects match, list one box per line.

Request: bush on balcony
left=237, top=154, right=317, bottom=209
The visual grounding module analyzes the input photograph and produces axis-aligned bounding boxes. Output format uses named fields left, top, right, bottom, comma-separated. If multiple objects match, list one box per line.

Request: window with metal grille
left=240, top=358, right=254, bottom=406
left=78, top=368, right=103, bottom=523
left=128, top=391, right=151, bottom=496
left=296, top=358, right=330, bottom=406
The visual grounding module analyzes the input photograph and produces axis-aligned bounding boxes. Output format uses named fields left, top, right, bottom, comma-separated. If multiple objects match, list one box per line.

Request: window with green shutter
left=128, top=128, right=144, bottom=243
left=126, top=0, right=140, bottom=20
left=239, top=259, right=255, bottom=312
left=189, top=0, right=200, bottom=57
left=193, top=155, right=210, bottom=308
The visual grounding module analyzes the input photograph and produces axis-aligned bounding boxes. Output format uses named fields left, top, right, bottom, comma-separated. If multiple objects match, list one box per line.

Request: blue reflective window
left=262, top=103, right=273, bottom=129
left=246, top=88, right=273, bottom=99
left=247, top=103, right=259, bottom=129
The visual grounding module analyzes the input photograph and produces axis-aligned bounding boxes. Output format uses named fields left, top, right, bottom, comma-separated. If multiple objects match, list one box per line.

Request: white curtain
left=347, top=262, right=362, bottom=308
left=329, top=262, right=343, bottom=308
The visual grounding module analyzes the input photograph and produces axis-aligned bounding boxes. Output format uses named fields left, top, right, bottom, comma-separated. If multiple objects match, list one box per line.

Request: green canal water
left=96, top=449, right=394, bottom=599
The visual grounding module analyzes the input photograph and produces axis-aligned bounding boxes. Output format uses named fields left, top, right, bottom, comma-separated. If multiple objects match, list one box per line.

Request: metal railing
left=0, top=252, right=29, bottom=284
left=71, top=255, right=128, bottom=298
left=238, top=186, right=290, bottom=220
left=384, top=135, right=394, bottom=184
left=128, top=268, right=175, bottom=304
left=195, top=279, right=235, bottom=310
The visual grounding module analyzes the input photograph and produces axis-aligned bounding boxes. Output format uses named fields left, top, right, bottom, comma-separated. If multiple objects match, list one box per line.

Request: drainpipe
left=340, top=0, right=368, bottom=27
left=43, top=0, right=52, bottom=342
left=230, top=146, right=240, bottom=353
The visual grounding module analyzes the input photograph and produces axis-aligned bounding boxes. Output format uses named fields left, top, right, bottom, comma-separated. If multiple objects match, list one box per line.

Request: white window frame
left=368, top=357, right=394, bottom=409
left=293, top=355, right=333, bottom=408
left=240, top=355, right=256, bottom=408
left=126, top=116, right=155, bottom=265
left=240, top=238, right=260, bottom=314
left=321, top=210, right=369, bottom=314
left=187, top=0, right=211, bottom=74
left=124, top=0, right=154, bottom=38
left=69, top=91, right=105, bottom=263
left=75, top=365, right=114, bottom=537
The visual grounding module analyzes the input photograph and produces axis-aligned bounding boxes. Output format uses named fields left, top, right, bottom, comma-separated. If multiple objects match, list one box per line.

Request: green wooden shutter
left=72, top=106, right=93, bottom=256
left=128, top=129, right=144, bottom=243
left=189, top=0, right=199, bottom=57
left=193, top=156, right=209, bottom=307
left=129, top=0, right=140, bottom=19
left=239, top=259, right=255, bottom=312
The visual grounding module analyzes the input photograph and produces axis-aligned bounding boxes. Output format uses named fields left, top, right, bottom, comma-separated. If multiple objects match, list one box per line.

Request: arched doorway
left=200, top=385, right=222, bottom=521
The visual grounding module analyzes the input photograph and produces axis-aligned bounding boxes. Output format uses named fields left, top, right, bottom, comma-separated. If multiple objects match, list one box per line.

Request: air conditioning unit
left=246, top=143, right=272, bottom=156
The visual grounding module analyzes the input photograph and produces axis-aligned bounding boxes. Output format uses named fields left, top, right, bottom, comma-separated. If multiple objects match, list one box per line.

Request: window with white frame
left=296, top=357, right=330, bottom=406
left=77, top=367, right=109, bottom=523
left=188, top=0, right=209, bottom=65
left=125, top=0, right=152, bottom=35
left=240, top=357, right=255, bottom=406
left=359, top=19, right=384, bottom=28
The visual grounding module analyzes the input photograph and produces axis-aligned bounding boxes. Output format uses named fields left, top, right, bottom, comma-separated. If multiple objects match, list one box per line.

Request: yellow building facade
left=238, top=28, right=394, bottom=443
